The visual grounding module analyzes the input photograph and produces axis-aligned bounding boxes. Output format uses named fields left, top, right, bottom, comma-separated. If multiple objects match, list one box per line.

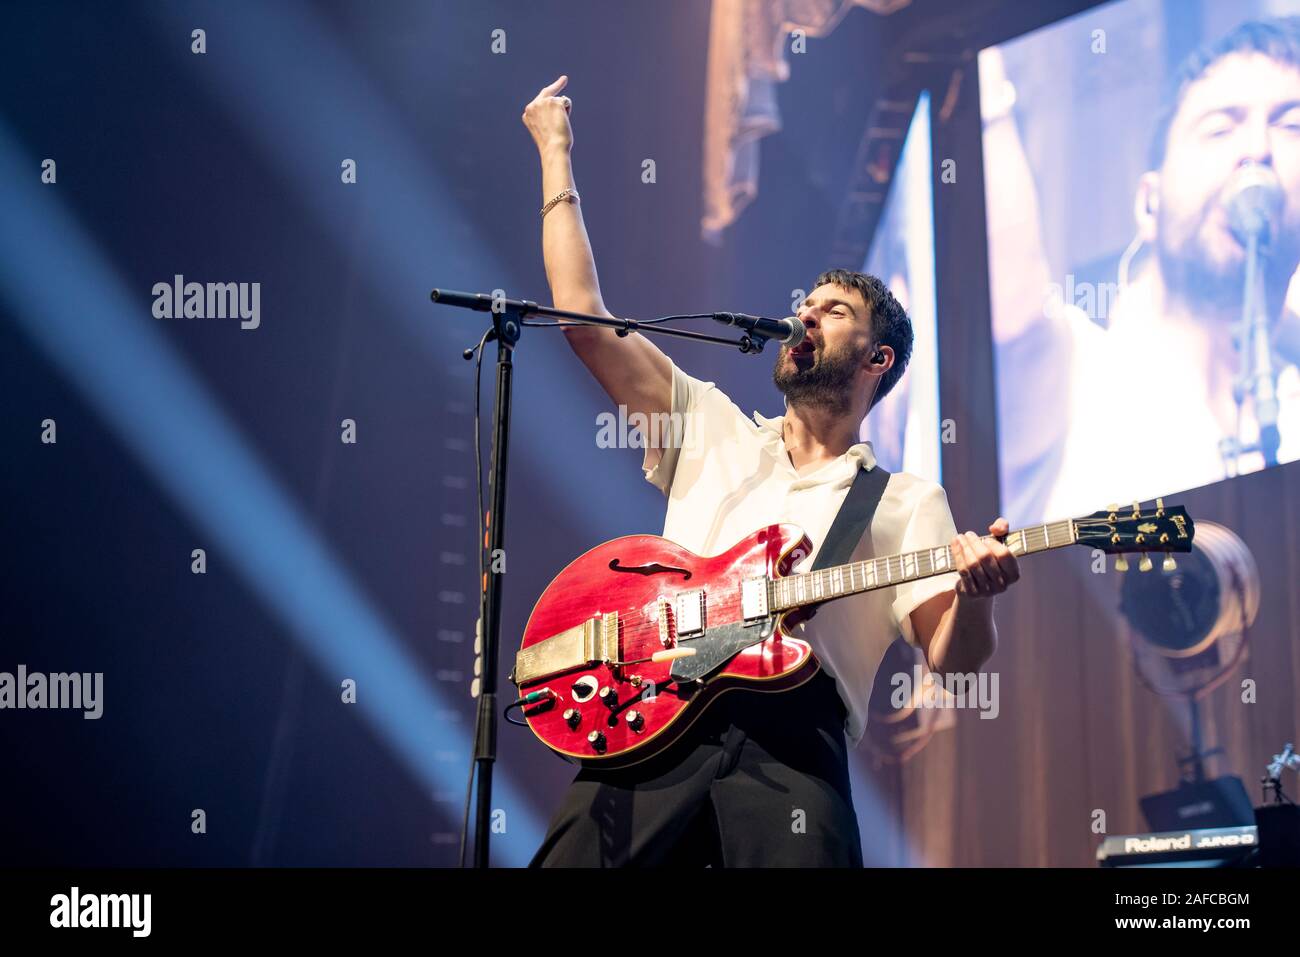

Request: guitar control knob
left=563, top=708, right=581, bottom=730
left=587, top=730, right=606, bottom=753
left=625, top=710, right=645, bottom=732
left=598, top=686, right=619, bottom=708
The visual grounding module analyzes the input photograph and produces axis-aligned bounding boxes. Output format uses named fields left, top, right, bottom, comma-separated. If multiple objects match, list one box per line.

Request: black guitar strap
left=795, top=462, right=894, bottom=706
left=811, top=463, right=891, bottom=570
left=669, top=464, right=893, bottom=688
left=670, top=463, right=891, bottom=686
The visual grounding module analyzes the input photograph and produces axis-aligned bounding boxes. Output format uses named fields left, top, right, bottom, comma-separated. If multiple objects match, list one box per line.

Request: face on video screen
left=982, top=1, right=1300, bottom=525
left=1154, top=54, right=1300, bottom=312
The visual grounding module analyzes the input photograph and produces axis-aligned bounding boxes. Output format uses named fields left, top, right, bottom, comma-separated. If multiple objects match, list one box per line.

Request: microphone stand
left=1220, top=230, right=1281, bottom=474
left=429, top=288, right=774, bottom=867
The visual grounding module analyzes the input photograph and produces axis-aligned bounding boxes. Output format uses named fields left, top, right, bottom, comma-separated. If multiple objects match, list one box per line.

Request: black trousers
left=529, top=669, right=864, bottom=867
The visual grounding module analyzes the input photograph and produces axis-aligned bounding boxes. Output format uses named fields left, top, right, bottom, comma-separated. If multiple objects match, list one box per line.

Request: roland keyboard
left=1097, top=825, right=1258, bottom=867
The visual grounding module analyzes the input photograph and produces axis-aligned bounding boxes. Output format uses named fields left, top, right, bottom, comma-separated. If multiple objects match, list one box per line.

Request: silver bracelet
left=541, top=188, right=579, bottom=218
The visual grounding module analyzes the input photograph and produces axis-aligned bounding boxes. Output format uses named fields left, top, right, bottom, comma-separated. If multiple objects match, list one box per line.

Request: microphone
left=1225, top=161, right=1284, bottom=246
left=711, top=312, right=806, bottom=347
left=1218, top=162, right=1285, bottom=470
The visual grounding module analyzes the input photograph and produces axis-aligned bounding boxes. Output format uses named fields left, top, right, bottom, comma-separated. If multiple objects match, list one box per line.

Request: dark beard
left=1155, top=204, right=1300, bottom=322
left=772, top=341, right=863, bottom=415
left=1155, top=235, right=1246, bottom=319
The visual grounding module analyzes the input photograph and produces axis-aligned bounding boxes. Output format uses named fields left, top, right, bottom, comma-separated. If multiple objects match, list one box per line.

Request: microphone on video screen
left=1225, top=161, right=1284, bottom=248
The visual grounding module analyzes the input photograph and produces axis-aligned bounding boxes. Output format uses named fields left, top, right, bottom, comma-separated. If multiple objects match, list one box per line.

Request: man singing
left=987, top=17, right=1300, bottom=525
left=521, top=75, right=1019, bottom=867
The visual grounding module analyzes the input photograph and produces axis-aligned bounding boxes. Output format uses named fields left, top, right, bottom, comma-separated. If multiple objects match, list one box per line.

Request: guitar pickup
left=675, top=590, right=705, bottom=637
left=740, top=578, right=770, bottom=621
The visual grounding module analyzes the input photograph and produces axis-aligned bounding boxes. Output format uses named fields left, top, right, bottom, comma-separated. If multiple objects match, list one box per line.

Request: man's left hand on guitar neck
left=909, top=517, right=1020, bottom=677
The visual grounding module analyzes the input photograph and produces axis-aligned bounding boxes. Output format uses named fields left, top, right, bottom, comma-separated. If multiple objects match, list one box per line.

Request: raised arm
left=980, top=49, right=1057, bottom=344
left=522, top=75, right=672, bottom=421
left=978, top=50, right=1077, bottom=514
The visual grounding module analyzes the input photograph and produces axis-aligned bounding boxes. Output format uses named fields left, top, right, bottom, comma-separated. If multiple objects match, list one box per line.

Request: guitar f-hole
left=608, top=558, right=692, bottom=580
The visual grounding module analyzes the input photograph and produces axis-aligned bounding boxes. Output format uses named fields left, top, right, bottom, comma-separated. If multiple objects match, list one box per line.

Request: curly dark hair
left=811, top=268, right=913, bottom=410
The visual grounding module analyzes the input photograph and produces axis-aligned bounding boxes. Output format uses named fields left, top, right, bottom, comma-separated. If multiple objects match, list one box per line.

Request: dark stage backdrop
left=1, top=0, right=1294, bottom=868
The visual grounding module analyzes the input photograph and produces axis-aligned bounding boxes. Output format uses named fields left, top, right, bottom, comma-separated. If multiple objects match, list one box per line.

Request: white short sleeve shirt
left=1042, top=287, right=1300, bottom=523
left=642, top=360, right=961, bottom=748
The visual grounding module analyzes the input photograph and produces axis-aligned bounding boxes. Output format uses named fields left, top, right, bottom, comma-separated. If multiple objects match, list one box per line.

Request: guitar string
left=608, top=522, right=1080, bottom=659
left=604, top=521, right=1086, bottom=660
left=532, top=515, right=1177, bottom=680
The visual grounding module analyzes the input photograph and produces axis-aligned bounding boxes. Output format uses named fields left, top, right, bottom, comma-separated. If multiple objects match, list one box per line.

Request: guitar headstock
left=1073, top=499, right=1194, bottom=572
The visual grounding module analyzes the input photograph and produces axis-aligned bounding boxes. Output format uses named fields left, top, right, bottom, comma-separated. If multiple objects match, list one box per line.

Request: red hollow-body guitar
left=510, top=501, right=1194, bottom=766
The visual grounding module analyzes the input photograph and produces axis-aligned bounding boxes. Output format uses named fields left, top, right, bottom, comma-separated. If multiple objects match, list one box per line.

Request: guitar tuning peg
left=1114, top=554, right=1128, bottom=572
left=1138, top=554, right=1153, bottom=572
left=1162, top=553, right=1176, bottom=572
left=1106, top=503, right=1118, bottom=519
left=1131, top=501, right=1142, bottom=518
left=1156, top=497, right=1165, bottom=517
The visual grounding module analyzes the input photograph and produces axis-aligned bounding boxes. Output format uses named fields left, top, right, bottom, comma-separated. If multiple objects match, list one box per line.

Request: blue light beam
left=0, top=120, right=543, bottom=865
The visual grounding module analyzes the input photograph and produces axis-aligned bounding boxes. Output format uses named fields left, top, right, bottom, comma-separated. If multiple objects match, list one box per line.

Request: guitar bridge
left=512, top=611, right=619, bottom=685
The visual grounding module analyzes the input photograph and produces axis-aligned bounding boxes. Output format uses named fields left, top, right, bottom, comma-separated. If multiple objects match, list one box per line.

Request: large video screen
left=861, top=91, right=942, bottom=482
left=982, top=0, right=1300, bottom=526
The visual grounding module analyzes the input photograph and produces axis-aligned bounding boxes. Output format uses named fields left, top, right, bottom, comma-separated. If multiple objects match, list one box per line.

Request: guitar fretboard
left=769, top=519, right=1077, bottom=611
